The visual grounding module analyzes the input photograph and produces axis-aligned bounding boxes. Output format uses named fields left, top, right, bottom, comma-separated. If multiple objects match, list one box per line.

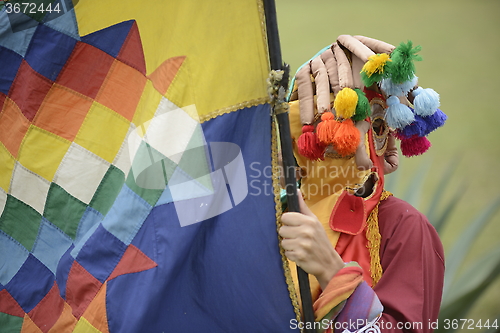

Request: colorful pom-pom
left=316, top=112, right=339, bottom=144
left=400, top=136, right=431, bottom=157
left=332, top=119, right=360, bottom=156
left=380, top=75, right=418, bottom=97
left=412, top=87, right=440, bottom=116
left=385, top=40, right=422, bottom=84
left=352, top=88, right=371, bottom=121
left=297, top=125, right=326, bottom=160
left=398, top=113, right=428, bottom=138
left=422, top=108, right=447, bottom=133
left=385, top=96, right=415, bottom=129
left=392, top=130, right=407, bottom=141
left=361, top=53, right=391, bottom=87
left=334, top=87, right=358, bottom=119
left=398, top=107, right=447, bottom=137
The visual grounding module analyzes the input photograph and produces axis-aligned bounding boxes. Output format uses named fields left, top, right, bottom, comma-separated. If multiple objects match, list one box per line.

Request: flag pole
left=262, top=0, right=315, bottom=330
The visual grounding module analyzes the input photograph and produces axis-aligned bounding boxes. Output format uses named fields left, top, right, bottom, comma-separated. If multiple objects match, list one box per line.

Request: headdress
left=289, top=35, right=446, bottom=161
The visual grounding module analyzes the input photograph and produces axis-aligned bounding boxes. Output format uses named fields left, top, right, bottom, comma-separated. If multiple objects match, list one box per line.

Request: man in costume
left=279, top=35, right=446, bottom=332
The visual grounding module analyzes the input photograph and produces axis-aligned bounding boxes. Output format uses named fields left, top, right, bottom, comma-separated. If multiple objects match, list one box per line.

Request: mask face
left=288, top=99, right=375, bottom=203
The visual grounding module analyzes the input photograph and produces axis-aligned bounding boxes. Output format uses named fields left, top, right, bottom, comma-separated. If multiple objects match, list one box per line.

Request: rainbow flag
left=0, top=1, right=297, bottom=331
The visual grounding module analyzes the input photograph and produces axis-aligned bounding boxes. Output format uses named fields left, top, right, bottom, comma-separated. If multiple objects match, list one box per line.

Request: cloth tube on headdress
left=320, top=47, right=341, bottom=95
left=353, top=35, right=395, bottom=54
left=296, top=64, right=315, bottom=125
left=351, top=54, right=365, bottom=90
left=333, top=43, right=354, bottom=90
left=311, top=57, right=331, bottom=114
left=337, top=34, right=375, bottom=62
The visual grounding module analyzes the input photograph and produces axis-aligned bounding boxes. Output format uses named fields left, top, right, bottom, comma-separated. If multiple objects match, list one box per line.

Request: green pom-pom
left=352, top=88, right=371, bottom=121
left=361, top=71, right=384, bottom=88
left=385, top=41, right=422, bottom=84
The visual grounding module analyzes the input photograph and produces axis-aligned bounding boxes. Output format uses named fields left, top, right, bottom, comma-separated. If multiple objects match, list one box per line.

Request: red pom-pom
left=400, top=136, right=431, bottom=157
left=302, top=124, right=315, bottom=133
left=332, top=119, right=360, bottom=156
left=316, top=112, right=338, bottom=144
left=297, top=125, right=325, bottom=160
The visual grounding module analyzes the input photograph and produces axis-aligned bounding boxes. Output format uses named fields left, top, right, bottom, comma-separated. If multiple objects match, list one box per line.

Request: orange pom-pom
left=316, top=112, right=339, bottom=144
left=297, top=125, right=325, bottom=160
left=332, top=119, right=360, bottom=156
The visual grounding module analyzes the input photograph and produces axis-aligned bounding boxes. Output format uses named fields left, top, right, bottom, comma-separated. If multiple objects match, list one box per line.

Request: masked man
left=280, top=35, right=446, bottom=333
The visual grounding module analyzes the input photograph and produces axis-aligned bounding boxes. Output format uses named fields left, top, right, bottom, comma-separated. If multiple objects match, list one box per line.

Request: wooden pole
left=262, top=0, right=315, bottom=331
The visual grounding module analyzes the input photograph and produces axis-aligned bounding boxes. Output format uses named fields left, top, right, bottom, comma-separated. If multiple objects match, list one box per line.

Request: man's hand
left=279, top=192, right=344, bottom=290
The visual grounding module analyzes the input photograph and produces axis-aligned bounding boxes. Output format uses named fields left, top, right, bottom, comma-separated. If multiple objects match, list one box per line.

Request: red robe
left=336, top=196, right=445, bottom=332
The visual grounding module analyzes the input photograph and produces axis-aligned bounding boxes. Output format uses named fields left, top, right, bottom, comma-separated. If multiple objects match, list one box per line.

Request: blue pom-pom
left=400, top=111, right=428, bottom=137
left=380, top=75, right=418, bottom=97
left=385, top=96, right=415, bottom=129
left=422, top=108, right=447, bottom=133
left=413, top=87, right=440, bottom=116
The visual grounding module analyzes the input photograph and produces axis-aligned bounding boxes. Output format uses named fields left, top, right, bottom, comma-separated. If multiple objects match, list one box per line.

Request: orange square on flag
left=96, top=60, right=147, bottom=122
left=0, top=98, right=30, bottom=157
left=34, top=85, right=93, bottom=142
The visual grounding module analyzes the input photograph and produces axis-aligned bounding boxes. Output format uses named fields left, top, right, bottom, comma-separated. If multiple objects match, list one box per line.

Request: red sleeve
left=374, top=196, right=445, bottom=333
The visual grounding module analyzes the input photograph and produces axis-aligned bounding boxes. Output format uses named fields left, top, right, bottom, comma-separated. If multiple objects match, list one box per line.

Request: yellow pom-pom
left=362, top=53, right=391, bottom=77
left=334, top=88, right=358, bottom=119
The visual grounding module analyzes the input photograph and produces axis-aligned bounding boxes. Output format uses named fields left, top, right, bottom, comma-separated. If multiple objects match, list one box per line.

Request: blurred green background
left=275, top=0, right=500, bottom=325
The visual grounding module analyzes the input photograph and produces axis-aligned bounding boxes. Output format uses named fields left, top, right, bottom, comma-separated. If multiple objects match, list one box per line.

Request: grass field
left=275, top=0, right=500, bottom=324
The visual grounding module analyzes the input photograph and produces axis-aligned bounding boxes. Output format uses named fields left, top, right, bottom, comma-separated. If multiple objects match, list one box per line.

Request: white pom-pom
left=385, top=96, right=415, bottom=129
left=412, top=87, right=440, bottom=116
left=380, top=75, right=418, bottom=97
